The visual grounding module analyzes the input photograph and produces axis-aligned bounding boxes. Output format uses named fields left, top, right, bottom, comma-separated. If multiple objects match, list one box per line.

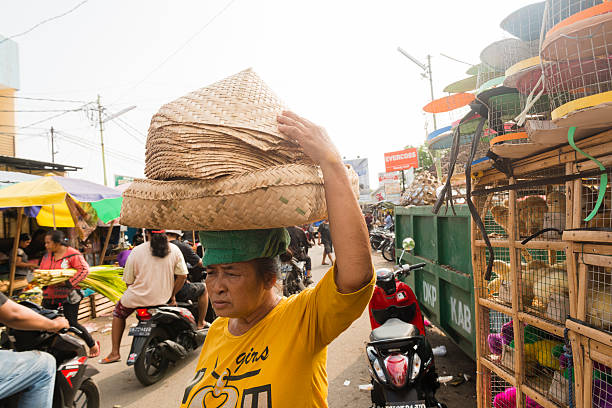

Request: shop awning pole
left=8, top=208, right=24, bottom=296
left=98, top=219, right=115, bottom=266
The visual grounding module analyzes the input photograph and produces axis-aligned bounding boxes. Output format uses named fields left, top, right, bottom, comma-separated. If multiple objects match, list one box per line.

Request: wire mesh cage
left=585, top=262, right=612, bottom=333
left=546, top=0, right=606, bottom=29
left=477, top=186, right=512, bottom=241
left=514, top=166, right=567, bottom=242
left=591, top=360, right=612, bottom=408
left=481, top=309, right=515, bottom=373
left=580, top=168, right=612, bottom=230
left=519, top=250, right=569, bottom=324
left=485, top=371, right=516, bottom=408
left=479, top=247, right=512, bottom=304
left=521, top=328, right=567, bottom=403
left=541, top=1, right=612, bottom=126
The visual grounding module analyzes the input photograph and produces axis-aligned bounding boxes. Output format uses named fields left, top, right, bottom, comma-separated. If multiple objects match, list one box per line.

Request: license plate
left=128, top=325, right=152, bottom=336
left=385, top=402, right=426, bottom=408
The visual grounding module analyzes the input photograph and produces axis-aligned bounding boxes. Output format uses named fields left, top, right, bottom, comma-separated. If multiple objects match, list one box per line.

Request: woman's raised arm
left=277, top=111, right=373, bottom=293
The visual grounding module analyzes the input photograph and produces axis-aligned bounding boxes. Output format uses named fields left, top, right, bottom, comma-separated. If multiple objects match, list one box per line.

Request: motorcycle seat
left=370, top=318, right=421, bottom=342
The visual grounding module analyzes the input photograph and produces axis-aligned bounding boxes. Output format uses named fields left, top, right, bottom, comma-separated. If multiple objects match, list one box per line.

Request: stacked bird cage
left=541, top=1, right=612, bottom=131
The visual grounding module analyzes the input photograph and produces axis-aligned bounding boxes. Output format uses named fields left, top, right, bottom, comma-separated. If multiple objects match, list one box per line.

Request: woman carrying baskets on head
left=179, top=111, right=374, bottom=408
left=40, top=230, right=100, bottom=358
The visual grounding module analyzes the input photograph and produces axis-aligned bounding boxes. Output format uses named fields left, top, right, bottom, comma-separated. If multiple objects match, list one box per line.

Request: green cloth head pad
left=199, top=228, right=290, bottom=266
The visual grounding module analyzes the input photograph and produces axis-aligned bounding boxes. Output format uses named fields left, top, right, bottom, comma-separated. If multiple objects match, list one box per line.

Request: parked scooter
left=127, top=300, right=211, bottom=386
left=0, top=301, right=100, bottom=408
left=380, top=231, right=396, bottom=262
left=370, top=228, right=387, bottom=251
left=365, top=238, right=446, bottom=408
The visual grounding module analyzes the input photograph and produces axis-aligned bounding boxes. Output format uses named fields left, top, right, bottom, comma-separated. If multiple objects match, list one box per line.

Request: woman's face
left=19, top=239, right=31, bottom=248
left=205, top=260, right=271, bottom=318
left=44, top=236, right=60, bottom=253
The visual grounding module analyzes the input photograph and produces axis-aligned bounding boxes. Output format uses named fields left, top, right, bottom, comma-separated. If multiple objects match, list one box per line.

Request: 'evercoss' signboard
left=384, top=148, right=418, bottom=172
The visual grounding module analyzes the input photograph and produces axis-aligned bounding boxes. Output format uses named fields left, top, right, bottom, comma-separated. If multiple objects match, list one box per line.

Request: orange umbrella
left=423, top=93, right=476, bottom=113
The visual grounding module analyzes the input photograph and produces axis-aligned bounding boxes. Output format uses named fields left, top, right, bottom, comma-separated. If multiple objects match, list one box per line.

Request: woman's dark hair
left=19, top=233, right=32, bottom=242
left=45, top=230, right=69, bottom=247
left=252, top=256, right=281, bottom=286
left=146, top=229, right=170, bottom=258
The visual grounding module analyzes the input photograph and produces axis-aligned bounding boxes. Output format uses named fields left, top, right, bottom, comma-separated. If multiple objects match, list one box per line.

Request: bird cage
left=541, top=1, right=612, bottom=129
left=546, top=0, right=606, bottom=28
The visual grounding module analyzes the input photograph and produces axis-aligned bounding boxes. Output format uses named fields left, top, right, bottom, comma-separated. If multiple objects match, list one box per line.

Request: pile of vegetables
left=33, top=265, right=125, bottom=303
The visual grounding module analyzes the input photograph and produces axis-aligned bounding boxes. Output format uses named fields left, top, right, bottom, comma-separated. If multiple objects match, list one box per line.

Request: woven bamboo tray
left=120, top=164, right=359, bottom=230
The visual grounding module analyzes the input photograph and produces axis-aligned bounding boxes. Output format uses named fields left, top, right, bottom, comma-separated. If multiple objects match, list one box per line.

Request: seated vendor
left=16, top=234, right=39, bottom=282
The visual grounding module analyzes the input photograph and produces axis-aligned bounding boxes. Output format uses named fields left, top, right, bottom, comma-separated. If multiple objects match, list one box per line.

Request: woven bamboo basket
left=144, top=68, right=312, bottom=180
left=120, top=164, right=358, bottom=230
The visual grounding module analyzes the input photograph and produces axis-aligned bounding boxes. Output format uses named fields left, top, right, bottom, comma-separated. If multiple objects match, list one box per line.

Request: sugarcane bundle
left=33, top=265, right=126, bottom=303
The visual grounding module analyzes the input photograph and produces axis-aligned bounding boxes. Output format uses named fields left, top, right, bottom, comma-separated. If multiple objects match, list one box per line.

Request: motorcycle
left=280, top=255, right=307, bottom=296
left=365, top=238, right=446, bottom=408
left=0, top=301, right=100, bottom=408
left=126, top=300, right=211, bottom=386
left=370, top=228, right=387, bottom=251
left=380, top=231, right=396, bottom=262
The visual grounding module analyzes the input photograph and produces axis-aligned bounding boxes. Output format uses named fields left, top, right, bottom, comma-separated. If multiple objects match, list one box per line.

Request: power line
left=55, top=130, right=143, bottom=162
left=108, top=119, right=145, bottom=145
left=0, top=109, right=83, bottom=113
left=112, top=0, right=238, bottom=104
left=440, top=53, right=473, bottom=66
left=0, top=0, right=90, bottom=45
left=21, top=106, right=88, bottom=129
left=0, top=95, right=87, bottom=103
left=115, top=117, right=147, bottom=139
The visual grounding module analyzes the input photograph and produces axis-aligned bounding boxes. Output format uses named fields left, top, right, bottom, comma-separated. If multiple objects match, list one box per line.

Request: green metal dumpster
left=394, top=205, right=476, bottom=360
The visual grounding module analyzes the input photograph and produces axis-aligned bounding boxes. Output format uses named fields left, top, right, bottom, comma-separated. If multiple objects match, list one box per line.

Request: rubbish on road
left=463, top=374, right=471, bottom=382
left=359, top=384, right=374, bottom=391
left=448, top=375, right=466, bottom=386
left=82, top=323, right=98, bottom=333
left=438, top=376, right=453, bottom=384
left=432, top=345, right=447, bottom=356
left=343, top=380, right=351, bottom=386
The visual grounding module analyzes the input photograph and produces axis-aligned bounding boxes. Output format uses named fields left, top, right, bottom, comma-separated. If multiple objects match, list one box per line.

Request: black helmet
left=376, top=268, right=396, bottom=295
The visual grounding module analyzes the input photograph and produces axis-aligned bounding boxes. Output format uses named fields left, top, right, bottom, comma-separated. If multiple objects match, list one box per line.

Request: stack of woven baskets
left=120, top=69, right=358, bottom=230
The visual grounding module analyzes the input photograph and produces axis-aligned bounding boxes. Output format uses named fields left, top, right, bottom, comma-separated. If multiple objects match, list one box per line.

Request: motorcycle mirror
left=402, top=237, right=415, bottom=251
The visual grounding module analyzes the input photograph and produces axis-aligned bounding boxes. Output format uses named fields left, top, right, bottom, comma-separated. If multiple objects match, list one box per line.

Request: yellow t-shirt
left=179, top=264, right=374, bottom=408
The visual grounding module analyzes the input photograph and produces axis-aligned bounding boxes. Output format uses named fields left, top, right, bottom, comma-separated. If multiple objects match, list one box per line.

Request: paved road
left=90, top=244, right=475, bottom=407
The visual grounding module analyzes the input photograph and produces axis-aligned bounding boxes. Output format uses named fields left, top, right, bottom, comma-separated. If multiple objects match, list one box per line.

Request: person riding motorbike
left=286, top=226, right=313, bottom=285
left=166, top=230, right=209, bottom=328
left=0, top=291, right=69, bottom=408
left=101, top=229, right=188, bottom=364
left=368, top=269, right=425, bottom=335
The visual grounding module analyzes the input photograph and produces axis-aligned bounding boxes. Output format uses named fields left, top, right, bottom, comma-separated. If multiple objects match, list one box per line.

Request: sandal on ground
left=98, top=356, right=120, bottom=364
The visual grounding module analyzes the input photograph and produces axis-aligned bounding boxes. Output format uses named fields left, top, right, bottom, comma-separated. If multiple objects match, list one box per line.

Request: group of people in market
left=0, top=111, right=375, bottom=407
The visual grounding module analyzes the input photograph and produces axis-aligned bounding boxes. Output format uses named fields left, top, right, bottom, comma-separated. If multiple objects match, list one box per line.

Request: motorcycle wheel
left=72, top=378, right=100, bottom=408
left=205, top=298, right=217, bottom=324
left=134, top=327, right=170, bottom=386
left=382, top=243, right=394, bottom=262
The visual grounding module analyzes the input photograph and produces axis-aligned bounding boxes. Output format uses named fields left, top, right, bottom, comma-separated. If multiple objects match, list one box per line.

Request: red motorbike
left=365, top=238, right=446, bottom=408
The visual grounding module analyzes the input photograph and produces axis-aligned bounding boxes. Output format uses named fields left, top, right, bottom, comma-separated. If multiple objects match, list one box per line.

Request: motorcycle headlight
left=372, top=358, right=387, bottom=384
left=410, top=353, right=422, bottom=380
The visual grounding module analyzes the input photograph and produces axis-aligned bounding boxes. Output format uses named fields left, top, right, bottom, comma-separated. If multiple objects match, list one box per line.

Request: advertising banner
left=378, top=171, right=402, bottom=204
left=114, top=175, right=135, bottom=187
left=384, top=148, right=419, bottom=172
left=343, top=158, right=370, bottom=201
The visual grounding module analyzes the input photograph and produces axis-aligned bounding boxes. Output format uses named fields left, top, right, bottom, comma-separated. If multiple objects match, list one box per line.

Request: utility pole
left=50, top=126, right=55, bottom=163
left=426, top=55, right=437, bottom=131
left=97, top=95, right=108, bottom=186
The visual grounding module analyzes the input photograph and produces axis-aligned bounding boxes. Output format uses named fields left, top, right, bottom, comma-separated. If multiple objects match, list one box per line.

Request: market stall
left=0, top=175, right=122, bottom=296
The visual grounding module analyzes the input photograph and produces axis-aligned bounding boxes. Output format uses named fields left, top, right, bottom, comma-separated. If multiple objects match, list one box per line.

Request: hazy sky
left=1, top=0, right=537, bottom=187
